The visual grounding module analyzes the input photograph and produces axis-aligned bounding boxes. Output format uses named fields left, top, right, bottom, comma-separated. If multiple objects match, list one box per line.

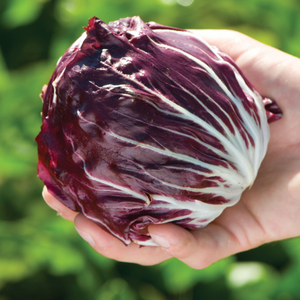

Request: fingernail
left=42, top=189, right=62, bottom=215
left=56, top=211, right=62, bottom=217
left=76, top=229, right=95, bottom=246
left=150, top=234, right=170, bottom=248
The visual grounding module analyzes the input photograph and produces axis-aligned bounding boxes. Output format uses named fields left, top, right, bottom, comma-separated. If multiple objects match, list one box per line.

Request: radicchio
left=36, top=16, right=271, bottom=246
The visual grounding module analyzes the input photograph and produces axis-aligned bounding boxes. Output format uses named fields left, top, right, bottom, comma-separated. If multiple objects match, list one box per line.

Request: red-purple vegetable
left=36, top=16, right=272, bottom=245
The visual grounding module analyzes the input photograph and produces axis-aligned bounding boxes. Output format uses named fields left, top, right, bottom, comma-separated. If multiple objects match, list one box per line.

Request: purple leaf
left=35, top=17, right=273, bottom=246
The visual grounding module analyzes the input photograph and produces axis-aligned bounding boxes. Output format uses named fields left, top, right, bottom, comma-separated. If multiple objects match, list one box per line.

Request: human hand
left=42, top=30, right=300, bottom=268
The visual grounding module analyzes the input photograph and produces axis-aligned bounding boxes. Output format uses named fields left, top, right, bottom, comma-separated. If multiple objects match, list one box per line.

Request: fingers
left=190, top=29, right=262, bottom=61
left=146, top=193, right=273, bottom=270
left=149, top=223, right=204, bottom=268
left=191, top=30, right=300, bottom=114
left=148, top=223, right=234, bottom=269
left=74, top=213, right=171, bottom=265
left=41, top=186, right=258, bottom=269
left=42, top=186, right=78, bottom=222
left=42, top=186, right=170, bottom=265
left=41, top=183, right=256, bottom=268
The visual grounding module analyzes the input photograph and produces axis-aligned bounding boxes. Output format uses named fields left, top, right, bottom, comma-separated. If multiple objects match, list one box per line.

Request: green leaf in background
left=2, top=0, right=46, bottom=28
left=160, top=256, right=234, bottom=294
left=1, top=0, right=300, bottom=299
left=96, top=278, right=138, bottom=300
left=226, top=262, right=280, bottom=300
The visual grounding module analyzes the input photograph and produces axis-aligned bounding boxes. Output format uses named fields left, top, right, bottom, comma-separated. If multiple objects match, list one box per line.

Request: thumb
left=148, top=222, right=244, bottom=269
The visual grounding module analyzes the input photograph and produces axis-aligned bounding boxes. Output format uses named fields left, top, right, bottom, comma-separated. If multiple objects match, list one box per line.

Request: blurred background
left=0, top=0, right=300, bottom=299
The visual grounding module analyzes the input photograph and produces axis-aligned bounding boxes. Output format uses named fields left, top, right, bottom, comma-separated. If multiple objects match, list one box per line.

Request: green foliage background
left=0, top=0, right=300, bottom=299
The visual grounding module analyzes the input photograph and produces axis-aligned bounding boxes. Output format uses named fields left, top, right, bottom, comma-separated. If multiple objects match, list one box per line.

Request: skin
left=42, top=30, right=300, bottom=269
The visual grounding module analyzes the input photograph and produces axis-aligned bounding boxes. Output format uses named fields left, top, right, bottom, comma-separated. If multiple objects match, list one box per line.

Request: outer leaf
left=35, top=17, right=270, bottom=245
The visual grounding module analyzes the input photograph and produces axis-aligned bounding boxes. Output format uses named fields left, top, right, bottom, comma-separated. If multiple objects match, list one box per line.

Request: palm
left=222, top=112, right=300, bottom=244
left=213, top=136, right=300, bottom=254
left=182, top=30, right=300, bottom=267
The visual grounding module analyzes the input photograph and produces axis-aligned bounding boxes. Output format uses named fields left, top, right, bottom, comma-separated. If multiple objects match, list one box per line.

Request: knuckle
left=189, top=258, right=214, bottom=270
left=169, top=237, right=195, bottom=260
